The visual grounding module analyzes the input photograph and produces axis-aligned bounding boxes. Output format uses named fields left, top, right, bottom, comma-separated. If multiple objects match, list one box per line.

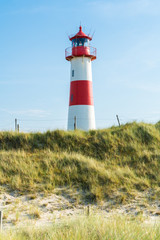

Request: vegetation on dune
left=0, top=215, right=159, bottom=240
left=0, top=122, right=160, bottom=201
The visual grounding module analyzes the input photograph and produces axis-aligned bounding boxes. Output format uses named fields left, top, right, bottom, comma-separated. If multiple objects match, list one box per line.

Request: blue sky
left=0, top=0, right=160, bottom=131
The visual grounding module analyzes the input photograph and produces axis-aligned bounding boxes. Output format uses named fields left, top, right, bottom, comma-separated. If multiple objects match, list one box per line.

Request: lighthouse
left=65, top=26, right=97, bottom=131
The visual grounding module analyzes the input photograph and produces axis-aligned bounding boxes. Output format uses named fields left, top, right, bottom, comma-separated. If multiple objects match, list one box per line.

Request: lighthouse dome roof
left=69, top=26, right=92, bottom=41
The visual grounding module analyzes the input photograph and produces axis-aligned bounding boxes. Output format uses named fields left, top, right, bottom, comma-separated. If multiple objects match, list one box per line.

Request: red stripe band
left=69, top=80, right=94, bottom=106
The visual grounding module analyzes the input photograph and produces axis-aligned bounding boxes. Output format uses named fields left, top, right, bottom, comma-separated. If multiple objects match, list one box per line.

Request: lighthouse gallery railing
left=65, top=46, right=97, bottom=60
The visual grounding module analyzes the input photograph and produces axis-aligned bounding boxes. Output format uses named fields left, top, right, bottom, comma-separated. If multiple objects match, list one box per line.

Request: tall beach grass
left=0, top=215, right=159, bottom=240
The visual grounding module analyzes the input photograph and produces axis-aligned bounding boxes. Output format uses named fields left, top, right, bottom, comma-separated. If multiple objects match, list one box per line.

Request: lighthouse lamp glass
left=72, top=38, right=89, bottom=47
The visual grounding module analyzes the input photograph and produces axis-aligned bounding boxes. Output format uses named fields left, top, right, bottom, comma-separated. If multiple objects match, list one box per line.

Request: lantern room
left=65, top=26, right=96, bottom=61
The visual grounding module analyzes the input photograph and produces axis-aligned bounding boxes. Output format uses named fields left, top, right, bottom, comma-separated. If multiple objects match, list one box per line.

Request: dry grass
left=29, top=208, right=41, bottom=219
left=0, top=215, right=159, bottom=240
left=0, top=122, right=159, bottom=202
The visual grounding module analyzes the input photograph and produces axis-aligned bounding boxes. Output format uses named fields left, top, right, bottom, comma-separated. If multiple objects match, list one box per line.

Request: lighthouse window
left=72, top=70, right=74, bottom=77
left=72, top=38, right=89, bottom=47
left=72, top=39, right=77, bottom=47
left=71, top=94, right=73, bottom=102
left=79, top=38, right=84, bottom=46
left=84, top=39, right=89, bottom=47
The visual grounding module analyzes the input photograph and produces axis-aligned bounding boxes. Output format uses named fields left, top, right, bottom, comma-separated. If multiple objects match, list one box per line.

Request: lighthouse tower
left=65, top=26, right=97, bottom=131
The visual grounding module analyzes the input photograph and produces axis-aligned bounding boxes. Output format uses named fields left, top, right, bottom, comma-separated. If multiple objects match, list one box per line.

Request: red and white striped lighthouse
left=65, top=26, right=97, bottom=131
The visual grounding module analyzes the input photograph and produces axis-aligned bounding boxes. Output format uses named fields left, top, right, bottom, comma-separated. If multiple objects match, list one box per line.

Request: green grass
left=0, top=215, right=159, bottom=240
left=0, top=122, right=160, bottom=201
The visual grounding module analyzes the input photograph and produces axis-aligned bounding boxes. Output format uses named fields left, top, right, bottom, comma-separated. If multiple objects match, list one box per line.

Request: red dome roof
left=69, top=26, right=92, bottom=41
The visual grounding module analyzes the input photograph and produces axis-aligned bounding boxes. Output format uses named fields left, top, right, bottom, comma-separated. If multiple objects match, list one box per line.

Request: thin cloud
left=88, top=0, right=160, bottom=17
left=119, top=79, right=160, bottom=93
left=0, top=80, right=28, bottom=85
left=135, top=83, right=160, bottom=93
left=5, top=5, right=64, bottom=16
left=0, top=109, right=51, bottom=118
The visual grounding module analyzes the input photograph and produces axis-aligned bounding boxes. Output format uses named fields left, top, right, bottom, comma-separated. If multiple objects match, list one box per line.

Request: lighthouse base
left=67, top=105, right=96, bottom=131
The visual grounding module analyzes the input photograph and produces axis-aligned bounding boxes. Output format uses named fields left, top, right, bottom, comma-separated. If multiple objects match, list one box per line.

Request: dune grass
left=0, top=122, right=160, bottom=202
left=0, top=215, right=159, bottom=240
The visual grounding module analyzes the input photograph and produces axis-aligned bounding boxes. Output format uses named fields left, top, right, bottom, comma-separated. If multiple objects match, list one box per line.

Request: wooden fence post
left=0, top=211, right=3, bottom=231
left=116, top=115, right=121, bottom=127
left=15, top=118, right=17, bottom=131
left=74, top=116, right=77, bottom=130
left=87, top=205, right=90, bottom=216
